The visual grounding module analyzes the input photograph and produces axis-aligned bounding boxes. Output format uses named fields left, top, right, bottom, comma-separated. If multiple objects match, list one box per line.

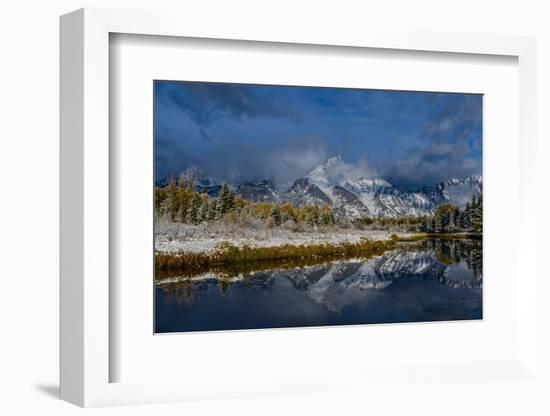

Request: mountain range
left=170, top=156, right=482, bottom=218
left=259, top=248, right=481, bottom=312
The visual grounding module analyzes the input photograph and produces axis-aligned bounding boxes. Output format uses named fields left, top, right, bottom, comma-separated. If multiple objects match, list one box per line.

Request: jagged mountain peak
left=423, top=175, right=482, bottom=207
left=236, top=179, right=278, bottom=203
left=306, top=155, right=387, bottom=188
left=162, top=157, right=482, bottom=218
left=178, top=164, right=221, bottom=196
left=325, top=154, right=344, bottom=167
left=181, top=164, right=213, bottom=183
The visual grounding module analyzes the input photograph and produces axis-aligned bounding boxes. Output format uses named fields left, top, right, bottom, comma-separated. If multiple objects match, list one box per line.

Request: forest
left=155, top=176, right=482, bottom=235
left=155, top=177, right=337, bottom=228
left=420, top=194, right=483, bottom=235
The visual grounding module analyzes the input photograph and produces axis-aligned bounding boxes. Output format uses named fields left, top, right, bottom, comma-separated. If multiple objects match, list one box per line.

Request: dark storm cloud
left=383, top=142, right=480, bottom=190
left=380, top=94, right=482, bottom=189
left=187, top=135, right=331, bottom=190
left=424, top=94, right=481, bottom=142
left=154, top=82, right=482, bottom=189
left=156, top=81, right=297, bottom=127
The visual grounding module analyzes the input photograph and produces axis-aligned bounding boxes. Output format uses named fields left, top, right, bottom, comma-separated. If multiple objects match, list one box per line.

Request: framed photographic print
left=153, top=81, right=483, bottom=334
left=60, top=8, right=538, bottom=408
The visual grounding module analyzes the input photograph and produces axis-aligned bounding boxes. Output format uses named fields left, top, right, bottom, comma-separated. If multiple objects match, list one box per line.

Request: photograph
left=153, top=81, right=483, bottom=333
left=1, top=0, right=545, bottom=412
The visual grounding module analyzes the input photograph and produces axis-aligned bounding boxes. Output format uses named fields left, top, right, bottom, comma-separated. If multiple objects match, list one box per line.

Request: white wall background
left=0, top=1, right=548, bottom=415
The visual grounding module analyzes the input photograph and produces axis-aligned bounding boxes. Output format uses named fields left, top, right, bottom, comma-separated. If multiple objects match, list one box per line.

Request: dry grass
left=155, top=239, right=397, bottom=279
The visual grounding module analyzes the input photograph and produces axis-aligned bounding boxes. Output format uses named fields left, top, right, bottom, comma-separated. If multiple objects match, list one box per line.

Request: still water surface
left=155, top=239, right=482, bottom=333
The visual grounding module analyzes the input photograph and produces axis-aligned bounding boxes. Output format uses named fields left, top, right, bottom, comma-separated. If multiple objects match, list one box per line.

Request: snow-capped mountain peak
left=181, top=165, right=214, bottom=184
left=306, top=155, right=380, bottom=191
left=180, top=165, right=220, bottom=196
left=163, top=157, right=482, bottom=218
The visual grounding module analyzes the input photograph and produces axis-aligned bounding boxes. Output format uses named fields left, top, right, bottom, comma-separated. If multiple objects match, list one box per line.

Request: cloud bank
left=154, top=82, right=482, bottom=189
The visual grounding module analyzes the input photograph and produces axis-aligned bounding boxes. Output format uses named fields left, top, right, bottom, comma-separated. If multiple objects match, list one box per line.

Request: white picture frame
left=60, top=7, right=538, bottom=407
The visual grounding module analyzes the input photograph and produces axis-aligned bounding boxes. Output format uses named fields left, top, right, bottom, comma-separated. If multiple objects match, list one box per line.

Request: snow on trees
left=186, top=193, right=202, bottom=225
left=154, top=173, right=481, bottom=234
left=419, top=195, right=482, bottom=235
left=269, top=205, right=282, bottom=226
left=218, top=183, right=235, bottom=215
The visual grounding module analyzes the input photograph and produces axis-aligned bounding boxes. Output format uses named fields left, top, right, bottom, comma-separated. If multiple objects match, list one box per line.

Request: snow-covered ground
left=155, top=220, right=410, bottom=253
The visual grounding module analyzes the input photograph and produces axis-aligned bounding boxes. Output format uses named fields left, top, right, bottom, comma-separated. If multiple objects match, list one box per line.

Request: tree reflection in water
left=157, top=238, right=482, bottom=308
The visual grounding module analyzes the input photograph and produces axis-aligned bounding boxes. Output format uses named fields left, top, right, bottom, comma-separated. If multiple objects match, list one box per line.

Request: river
left=155, top=238, right=482, bottom=333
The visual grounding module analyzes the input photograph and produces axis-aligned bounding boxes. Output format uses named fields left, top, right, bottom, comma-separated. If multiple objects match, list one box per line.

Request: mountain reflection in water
left=155, top=239, right=482, bottom=333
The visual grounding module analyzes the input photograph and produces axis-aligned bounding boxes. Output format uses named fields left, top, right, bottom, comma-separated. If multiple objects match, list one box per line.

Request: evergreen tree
left=280, top=211, right=290, bottom=223
left=447, top=211, right=456, bottom=232
left=218, top=183, right=235, bottom=216
left=269, top=205, right=282, bottom=226
left=468, top=195, right=477, bottom=228
left=198, top=200, right=209, bottom=222
left=167, top=177, right=179, bottom=221
left=434, top=213, right=442, bottom=233
left=178, top=188, right=192, bottom=223
left=328, top=210, right=335, bottom=225
left=421, top=216, right=431, bottom=232
left=452, top=208, right=460, bottom=231
left=186, top=193, right=202, bottom=224
left=319, top=205, right=334, bottom=226
left=310, top=207, right=320, bottom=225
left=155, top=188, right=169, bottom=217
left=461, top=202, right=471, bottom=229
left=305, top=211, right=315, bottom=227
left=208, top=199, right=219, bottom=221
left=470, top=194, right=482, bottom=233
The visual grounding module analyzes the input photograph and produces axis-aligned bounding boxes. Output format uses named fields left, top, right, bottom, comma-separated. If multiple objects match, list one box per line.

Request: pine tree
left=269, top=205, right=282, bottom=226
left=167, top=177, right=179, bottom=221
left=186, top=193, right=202, bottom=225
left=447, top=211, right=456, bottom=232
left=305, top=211, right=315, bottom=227
left=178, top=188, right=193, bottom=223
left=421, top=216, right=431, bottom=232
left=470, top=194, right=482, bottom=233
left=461, top=202, right=471, bottom=230
left=434, top=213, right=442, bottom=233
left=155, top=187, right=166, bottom=216
left=218, top=183, right=235, bottom=216
left=329, top=210, right=336, bottom=225
left=468, top=194, right=477, bottom=227
left=319, top=205, right=334, bottom=226
left=198, top=200, right=209, bottom=222
left=311, top=207, right=320, bottom=226
left=208, top=199, right=219, bottom=221
left=281, top=211, right=290, bottom=223
left=452, top=208, right=460, bottom=231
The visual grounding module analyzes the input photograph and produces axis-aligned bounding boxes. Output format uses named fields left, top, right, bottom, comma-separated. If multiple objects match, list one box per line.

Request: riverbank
left=155, top=220, right=413, bottom=253
left=154, top=220, right=483, bottom=279
left=155, top=238, right=398, bottom=279
left=390, top=232, right=482, bottom=242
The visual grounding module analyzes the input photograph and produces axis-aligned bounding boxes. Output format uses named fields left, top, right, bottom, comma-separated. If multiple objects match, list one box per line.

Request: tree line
left=420, top=193, right=482, bottom=234
left=155, top=175, right=482, bottom=234
left=424, top=238, right=482, bottom=282
left=155, top=176, right=336, bottom=227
